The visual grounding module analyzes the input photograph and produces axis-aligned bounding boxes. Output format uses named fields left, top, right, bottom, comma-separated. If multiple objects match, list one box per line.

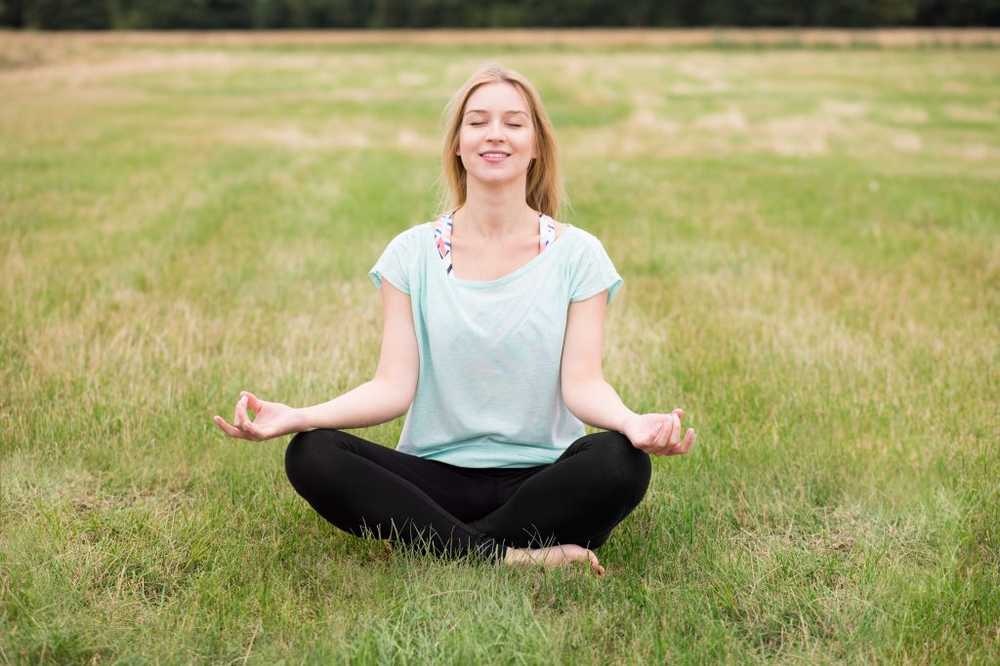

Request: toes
left=586, top=549, right=605, bottom=576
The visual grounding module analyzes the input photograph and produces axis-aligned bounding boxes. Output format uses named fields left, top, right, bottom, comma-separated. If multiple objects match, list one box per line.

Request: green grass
left=1, top=37, right=998, bottom=664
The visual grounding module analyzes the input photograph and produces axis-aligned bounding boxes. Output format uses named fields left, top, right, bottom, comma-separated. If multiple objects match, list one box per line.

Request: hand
left=621, top=409, right=695, bottom=457
left=212, top=391, right=303, bottom=441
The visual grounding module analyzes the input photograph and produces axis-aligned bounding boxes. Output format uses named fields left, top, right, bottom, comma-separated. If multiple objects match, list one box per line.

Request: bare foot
left=504, top=544, right=606, bottom=577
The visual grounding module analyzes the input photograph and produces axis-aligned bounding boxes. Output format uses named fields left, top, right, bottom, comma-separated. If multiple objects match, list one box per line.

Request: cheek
left=460, top=137, right=479, bottom=157
left=517, top=132, right=536, bottom=154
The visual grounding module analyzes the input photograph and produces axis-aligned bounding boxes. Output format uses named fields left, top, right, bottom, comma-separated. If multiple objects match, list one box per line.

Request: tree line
left=2, top=0, right=998, bottom=30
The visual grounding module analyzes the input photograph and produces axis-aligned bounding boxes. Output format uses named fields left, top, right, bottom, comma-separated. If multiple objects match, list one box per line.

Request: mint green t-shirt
left=368, top=213, right=623, bottom=468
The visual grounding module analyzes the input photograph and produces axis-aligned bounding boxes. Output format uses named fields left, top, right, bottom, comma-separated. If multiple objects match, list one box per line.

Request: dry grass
left=3, top=28, right=1000, bottom=53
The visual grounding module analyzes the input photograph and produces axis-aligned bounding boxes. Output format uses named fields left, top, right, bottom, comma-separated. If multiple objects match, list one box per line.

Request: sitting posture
left=214, top=63, right=695, bottom=576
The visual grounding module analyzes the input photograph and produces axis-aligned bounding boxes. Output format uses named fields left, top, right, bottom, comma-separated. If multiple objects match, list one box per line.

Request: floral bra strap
left=539, top=214, right=556, bottom=250
left=434, top=209, right=554, bottom=278
left=434, top=210, right=455, bottom=275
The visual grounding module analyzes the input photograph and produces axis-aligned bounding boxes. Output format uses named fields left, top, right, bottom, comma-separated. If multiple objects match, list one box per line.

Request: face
left=456, top=81, right=537, bottom=186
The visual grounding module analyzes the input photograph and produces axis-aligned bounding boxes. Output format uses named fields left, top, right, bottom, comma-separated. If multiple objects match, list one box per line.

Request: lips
left=480, top=152, right=510, bottom=163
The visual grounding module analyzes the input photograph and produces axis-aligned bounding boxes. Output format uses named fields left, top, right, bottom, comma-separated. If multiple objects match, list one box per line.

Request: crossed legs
left=284, top=428, right=651, bottom=564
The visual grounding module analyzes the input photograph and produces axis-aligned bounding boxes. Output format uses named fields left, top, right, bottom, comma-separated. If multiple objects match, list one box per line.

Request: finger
left=662, top=415, right=678, bottom=451
left=665, top=413, right=680, bottom=447
left=242, top=391, right=263, bottom=416
left=213, top=415, right=243, bottom=439
left=235, top=396, right=246, bottom=429
left=242, top=422, right=261, bottom=441
left=235, top=406, right=261, bottom=440
left=673, top=408, right=685, bottom=419
left=237, top=397, right=264, bottom=440
left=648, top=421, right=665, bottom=448
left=653, top=416, right=672, bottom=454
left=236, top=396, right=252, bottom=431
left=684, top=428, right=695, bottom=450
left=238, top=403, right=260, bottom=440
left=669, top=428, right=696, bottom=456
left=648, top=418, right=665, bottom=452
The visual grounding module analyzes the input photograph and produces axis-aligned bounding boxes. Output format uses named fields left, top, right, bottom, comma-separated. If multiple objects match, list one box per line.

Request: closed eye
left=469, top=122, right=523, bottom=127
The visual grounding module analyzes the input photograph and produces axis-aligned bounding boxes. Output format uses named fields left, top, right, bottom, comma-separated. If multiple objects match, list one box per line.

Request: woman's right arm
left=295, top=380, right=409, bottom=431
left=214, top=281, right=419, bottom=439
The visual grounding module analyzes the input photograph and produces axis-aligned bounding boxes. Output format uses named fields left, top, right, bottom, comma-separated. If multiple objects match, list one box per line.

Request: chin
left=468, top=168, right=528, bottom=184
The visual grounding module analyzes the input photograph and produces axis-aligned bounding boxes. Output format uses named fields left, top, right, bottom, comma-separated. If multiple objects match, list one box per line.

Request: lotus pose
left=214, top=63, right=695, bottom=576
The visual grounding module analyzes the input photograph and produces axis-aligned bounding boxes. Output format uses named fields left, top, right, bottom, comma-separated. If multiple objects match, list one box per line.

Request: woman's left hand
left=622, top=409, right=695, bottom=456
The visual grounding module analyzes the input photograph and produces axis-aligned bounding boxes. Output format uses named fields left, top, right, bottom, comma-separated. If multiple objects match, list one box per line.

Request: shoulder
left=384, top=222, right=432, bottom=249
left=550, top=219, right=569, bottom=242
left=559, top=223, right=606, bottom=255
left=401, top=221, right=433, bottom=240
left=540, top=214, right=589, bottom=248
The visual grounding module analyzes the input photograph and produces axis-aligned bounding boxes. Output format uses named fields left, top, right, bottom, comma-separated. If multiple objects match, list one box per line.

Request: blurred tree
left=249, top=0, right=292, bottom=27
left=23, top=0, right=110, bottom=28
left=5, top=0, right=999, bottom=29
left=368, top=0, right=401, bottom=27
left=107, top=0, right=250, bottom=29
left=916, top=0, right=1000, bottom=25
left=1, top=0, right=26, bottom=27
left=809, top=0, right=918, bottom=26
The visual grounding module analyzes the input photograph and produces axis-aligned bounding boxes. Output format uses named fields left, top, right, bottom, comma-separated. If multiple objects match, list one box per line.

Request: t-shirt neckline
left=438, top=214, right=577, bottom=288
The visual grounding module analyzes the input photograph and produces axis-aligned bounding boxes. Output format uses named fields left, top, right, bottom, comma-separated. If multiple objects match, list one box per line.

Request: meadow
left=1, top=31, right=998, bottom=664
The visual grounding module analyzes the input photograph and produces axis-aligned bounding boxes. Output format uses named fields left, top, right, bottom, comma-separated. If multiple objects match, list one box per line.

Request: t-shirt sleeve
left=569, top=234, right=624, bottom=304
left=368, top=228, right=414, bottom=294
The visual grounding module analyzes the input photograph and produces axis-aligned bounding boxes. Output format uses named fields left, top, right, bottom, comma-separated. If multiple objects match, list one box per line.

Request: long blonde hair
left=436, top=63, right=567, bottom=221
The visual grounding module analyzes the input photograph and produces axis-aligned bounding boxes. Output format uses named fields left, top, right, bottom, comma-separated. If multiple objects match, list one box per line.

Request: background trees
left=2, top=0, right=998, bottom=30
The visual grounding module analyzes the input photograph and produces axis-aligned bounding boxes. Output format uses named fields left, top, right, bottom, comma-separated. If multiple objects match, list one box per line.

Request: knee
left=599, top=431, right=652, bottom=508
left=284, top=430, right=314, bottom=486
left=284, top=429, right=341, bottom=488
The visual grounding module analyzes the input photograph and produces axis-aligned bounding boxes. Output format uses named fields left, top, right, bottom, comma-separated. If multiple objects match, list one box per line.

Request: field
left=1, top=30, right=998, bottom=664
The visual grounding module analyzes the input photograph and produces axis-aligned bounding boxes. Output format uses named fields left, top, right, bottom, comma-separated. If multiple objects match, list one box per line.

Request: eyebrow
left=463, top=109, right=529, bottom=117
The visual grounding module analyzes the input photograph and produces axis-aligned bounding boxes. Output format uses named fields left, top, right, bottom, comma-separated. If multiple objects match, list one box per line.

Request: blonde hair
left=436, top=63, right=567, bottom=221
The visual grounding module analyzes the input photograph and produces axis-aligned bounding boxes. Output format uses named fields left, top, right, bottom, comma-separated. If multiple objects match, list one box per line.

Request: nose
left=485, top=118, right=507, bottom=142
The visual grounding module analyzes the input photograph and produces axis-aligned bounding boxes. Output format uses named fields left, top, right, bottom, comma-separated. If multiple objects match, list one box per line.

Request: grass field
left=1, top=31, right=998, bottom=664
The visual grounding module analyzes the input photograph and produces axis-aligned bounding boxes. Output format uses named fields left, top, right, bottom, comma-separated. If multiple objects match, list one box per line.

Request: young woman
left=213, top=63, right=695, bottom=576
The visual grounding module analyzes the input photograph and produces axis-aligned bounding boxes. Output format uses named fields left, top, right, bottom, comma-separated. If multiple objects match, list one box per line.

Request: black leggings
left=284, top=428, right=652, bottom=565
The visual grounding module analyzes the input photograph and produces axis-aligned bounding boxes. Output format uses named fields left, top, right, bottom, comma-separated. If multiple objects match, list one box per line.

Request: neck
left=455, top=178, right=535, bottom=240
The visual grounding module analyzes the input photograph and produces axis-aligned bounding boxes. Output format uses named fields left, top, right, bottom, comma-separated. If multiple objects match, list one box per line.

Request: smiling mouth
left=480, top=152, right=510, bottom=162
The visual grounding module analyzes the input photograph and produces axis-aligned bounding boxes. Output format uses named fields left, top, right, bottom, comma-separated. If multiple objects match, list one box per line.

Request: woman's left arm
left=561, top=291, right=695, bottom=456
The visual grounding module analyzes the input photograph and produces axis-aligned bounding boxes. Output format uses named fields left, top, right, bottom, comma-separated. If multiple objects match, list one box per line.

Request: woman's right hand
left=213, top=391, right=304, bottom=441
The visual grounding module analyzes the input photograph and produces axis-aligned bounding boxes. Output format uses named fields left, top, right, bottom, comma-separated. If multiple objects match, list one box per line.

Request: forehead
left=463, top=81, right=530, bottom=114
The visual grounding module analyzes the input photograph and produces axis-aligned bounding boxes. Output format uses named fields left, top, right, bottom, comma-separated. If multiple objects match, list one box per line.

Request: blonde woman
left=214, top=63, right=695, bottom=576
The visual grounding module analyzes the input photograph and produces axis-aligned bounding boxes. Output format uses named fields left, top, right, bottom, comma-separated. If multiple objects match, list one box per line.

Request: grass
left=1, top=33, right=998, bottom=664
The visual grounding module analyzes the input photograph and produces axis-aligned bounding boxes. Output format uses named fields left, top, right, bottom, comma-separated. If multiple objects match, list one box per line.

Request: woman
left=213, top=63, right=695, bottom=577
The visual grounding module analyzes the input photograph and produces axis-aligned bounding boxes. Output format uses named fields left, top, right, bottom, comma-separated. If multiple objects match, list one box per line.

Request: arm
left=295, top=377, right=412, bottom=431
left=560, top=290, right=696, bottom=456
left=560, top=290, right=636, bottom=432
left=214, top=274, right=419, bottom=440
left=563, top=377, right=636, bottom=434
